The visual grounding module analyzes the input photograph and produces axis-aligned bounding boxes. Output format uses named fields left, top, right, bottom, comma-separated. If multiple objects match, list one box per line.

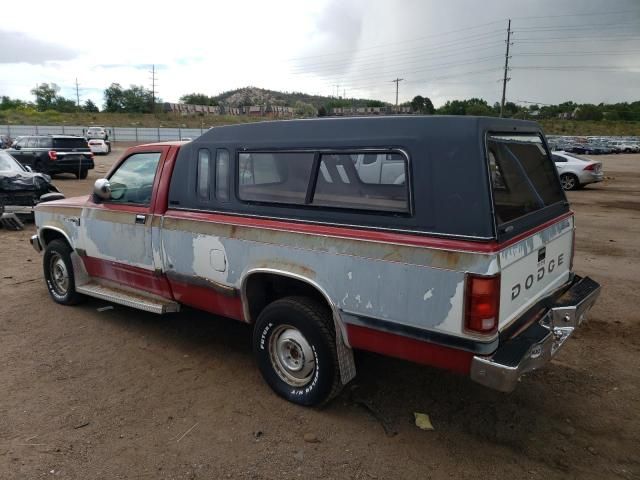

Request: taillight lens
left=48, top=150, right=57, bottom=160
left=583, top=163, right=598, bottom=171
left=465, top=274, right=500, bottom=334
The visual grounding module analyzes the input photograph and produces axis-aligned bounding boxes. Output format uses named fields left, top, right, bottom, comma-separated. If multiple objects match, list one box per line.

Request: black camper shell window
left=236, top=149, right=409, bottom=214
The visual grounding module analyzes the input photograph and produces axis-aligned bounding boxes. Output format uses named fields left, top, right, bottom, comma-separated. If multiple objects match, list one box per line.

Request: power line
left=289, top=31, right=505, bottom=72
left=511, top=8, right=640, bottom=20
left=287, top=20, right=507, bottom=62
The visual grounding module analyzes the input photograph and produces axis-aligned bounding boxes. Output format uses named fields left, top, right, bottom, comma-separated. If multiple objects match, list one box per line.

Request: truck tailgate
left=498, top=214, right=573, bottom=330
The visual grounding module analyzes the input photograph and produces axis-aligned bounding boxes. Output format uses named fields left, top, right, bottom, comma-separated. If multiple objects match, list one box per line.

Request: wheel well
left=41, top=229, right=70, bottom=249
left=244, top=273, right=330, bottom=323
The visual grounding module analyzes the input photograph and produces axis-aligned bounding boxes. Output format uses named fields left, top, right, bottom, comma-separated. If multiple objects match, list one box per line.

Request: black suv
left=8, top=135, right=94, bottom=178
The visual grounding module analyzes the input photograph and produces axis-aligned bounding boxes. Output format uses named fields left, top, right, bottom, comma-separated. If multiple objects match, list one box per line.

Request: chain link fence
left=0, top=125, right=205, bottom=142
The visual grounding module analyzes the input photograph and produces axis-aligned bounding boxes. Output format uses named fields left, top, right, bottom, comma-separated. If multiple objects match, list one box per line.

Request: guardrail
left=0, top=125, right=206, bottom=142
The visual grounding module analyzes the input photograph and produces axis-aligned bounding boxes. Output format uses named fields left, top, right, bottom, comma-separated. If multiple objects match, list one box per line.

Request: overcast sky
left=0, top=0, right=638, bottom=108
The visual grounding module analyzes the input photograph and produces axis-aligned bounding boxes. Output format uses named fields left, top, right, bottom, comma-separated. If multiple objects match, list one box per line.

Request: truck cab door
left=80, top=145, right=172, bottom=297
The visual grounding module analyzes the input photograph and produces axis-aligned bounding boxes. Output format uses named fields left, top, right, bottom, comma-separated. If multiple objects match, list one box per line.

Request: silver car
left=552, top=151, right=603, bottom=190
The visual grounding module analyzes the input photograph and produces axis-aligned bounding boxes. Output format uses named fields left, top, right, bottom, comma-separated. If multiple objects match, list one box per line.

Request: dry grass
left=540, top=119, right=640, bottom=136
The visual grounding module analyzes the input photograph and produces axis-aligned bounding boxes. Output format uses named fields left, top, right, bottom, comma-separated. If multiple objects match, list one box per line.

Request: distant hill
left=211, top=86, right=389, bottom=109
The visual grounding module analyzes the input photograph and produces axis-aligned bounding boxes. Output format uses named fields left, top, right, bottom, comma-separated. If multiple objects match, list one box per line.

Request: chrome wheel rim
left=561, top=175, right=576, bottom=190
left=268, top=325, right=315, bottom=387
left=49, top=254, right=69, bottom=296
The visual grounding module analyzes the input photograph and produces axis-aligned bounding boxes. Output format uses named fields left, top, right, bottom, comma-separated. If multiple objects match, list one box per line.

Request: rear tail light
left=583, top=163, right=599, bottom=171
left=465, top=274, right=500, bottom=335
left=48, top=150, right=57, bottom=160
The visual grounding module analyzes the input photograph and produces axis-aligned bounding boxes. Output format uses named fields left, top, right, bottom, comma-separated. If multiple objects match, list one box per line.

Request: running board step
left=76, top=282, right=180, bottom=314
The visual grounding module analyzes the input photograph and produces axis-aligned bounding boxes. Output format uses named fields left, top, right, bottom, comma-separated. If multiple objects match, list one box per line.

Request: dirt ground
left=1, top=147, right=639, bottom=480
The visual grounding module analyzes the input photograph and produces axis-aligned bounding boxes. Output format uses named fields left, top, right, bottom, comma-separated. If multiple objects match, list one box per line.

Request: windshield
left=487, top=134, right=565, bottom=226
left=0, top=151, right=25, bottom=172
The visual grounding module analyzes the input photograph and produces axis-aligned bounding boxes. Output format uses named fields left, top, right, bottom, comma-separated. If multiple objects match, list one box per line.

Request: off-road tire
left=253, top=296, right=342, bottom=407
left=43, top=239, right=83, bottom=305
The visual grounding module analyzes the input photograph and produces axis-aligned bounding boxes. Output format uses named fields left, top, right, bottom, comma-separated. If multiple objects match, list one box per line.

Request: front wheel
left=43, top=239, right=83, bottom=305
left=253, top=297, right=341, bottom=406
left=560, top=173, right=579, bottom=191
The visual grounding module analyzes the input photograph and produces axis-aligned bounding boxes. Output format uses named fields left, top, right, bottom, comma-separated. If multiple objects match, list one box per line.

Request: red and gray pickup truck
left=30, top=117, right=601, bottom=406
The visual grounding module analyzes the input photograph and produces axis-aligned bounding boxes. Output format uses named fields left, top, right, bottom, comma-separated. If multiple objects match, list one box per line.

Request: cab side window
left=108, top=152, right=162, bottom=206
left=38, top=137, right=52, bottom=148
left=26, top=137, right=37, bottom=148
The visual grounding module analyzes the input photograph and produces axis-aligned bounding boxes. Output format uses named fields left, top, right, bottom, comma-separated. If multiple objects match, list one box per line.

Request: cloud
left=0, top=30, right=79, bottom=64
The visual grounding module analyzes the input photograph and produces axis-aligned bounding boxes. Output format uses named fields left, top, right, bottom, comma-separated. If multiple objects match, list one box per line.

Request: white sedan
left=552, top=151, right=603, bottom=190
left=87, top=139, right=111, bottom=155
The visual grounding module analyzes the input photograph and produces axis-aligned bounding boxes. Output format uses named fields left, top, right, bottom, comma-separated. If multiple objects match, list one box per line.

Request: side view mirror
left=93, top=178, right=111, bottom=200
left=14, top=145, right=21, bottom=150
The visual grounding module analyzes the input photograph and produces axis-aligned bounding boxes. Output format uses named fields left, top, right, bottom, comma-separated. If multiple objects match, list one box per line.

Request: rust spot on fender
left=165, top=271, right=238, bottom=297
left=253, top=260, right=316, bottom=280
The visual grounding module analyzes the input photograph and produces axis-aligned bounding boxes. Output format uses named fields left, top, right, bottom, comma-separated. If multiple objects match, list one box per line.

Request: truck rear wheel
left=253, top=296, right=341, bottom=406
left=43, top=239, right=83, bottom=305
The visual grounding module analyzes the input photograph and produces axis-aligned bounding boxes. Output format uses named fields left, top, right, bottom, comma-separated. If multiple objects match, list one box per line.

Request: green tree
left=424, top=97, right=435, bottom=114
left=31, top=83, right=60, bottom=111
left=104, top=83, right=125, bottom=112
left=52, top=97, right=77, bottom=112
left=317, top=105, right=327, bottom=117
left=179, top=93, right=218, bottom=105
left=410, top=95, right=425, bottom=113
left=83, top=99, right=99, bottom=112
left=574, top=104, right=603, bottom=121
left=0, top=96, right=27, bottom=110
left=503, top=101, right=519, bottom=117
left=293, top=100, right=316, bottom=117
left=104, top=84, right=156, bottom=113
left=437, top=100, right=466, bottom=115
left=122, top=85, right=153, bottom=113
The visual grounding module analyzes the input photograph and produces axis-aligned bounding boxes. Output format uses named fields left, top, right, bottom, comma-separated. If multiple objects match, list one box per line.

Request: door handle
left=135, top=214, right=147, bottom=225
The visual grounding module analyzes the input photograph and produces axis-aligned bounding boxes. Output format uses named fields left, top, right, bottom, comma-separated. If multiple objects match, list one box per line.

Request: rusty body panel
left=160, top=212, right=499, bottom=340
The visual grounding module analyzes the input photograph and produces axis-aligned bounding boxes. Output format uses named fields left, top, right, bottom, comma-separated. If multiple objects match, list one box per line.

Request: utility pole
left=334, top=84, right=340, bottom=98
left=391, top=78, right=404, bottom=111
left=75, top=78, right=80, bottom=110
left=150, top=64, right=157, bottom=114
left=500, top=19, right=512, bottom=118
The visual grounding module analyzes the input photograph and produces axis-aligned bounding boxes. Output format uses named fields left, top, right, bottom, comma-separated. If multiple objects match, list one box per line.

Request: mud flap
left=334, top=315, right=357, bottom=385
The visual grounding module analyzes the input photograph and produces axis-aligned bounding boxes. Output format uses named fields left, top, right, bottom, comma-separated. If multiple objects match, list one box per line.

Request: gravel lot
left=1, top=147, right=638, bottom=479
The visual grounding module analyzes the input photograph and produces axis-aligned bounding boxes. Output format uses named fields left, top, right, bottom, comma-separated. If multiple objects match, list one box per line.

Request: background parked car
left=88, top=139, right=111, bottom=155
left=85, top=126, right=109, bottom=140
left=0, top=150, right=61, bottom=223
left=552, top=151, right=603, bottom=190
left=7, top=135, right=94, bottom=179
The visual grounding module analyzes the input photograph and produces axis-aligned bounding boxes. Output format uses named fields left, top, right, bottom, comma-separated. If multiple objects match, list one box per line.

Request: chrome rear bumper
left=470, top=275, right=601, bottom=392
